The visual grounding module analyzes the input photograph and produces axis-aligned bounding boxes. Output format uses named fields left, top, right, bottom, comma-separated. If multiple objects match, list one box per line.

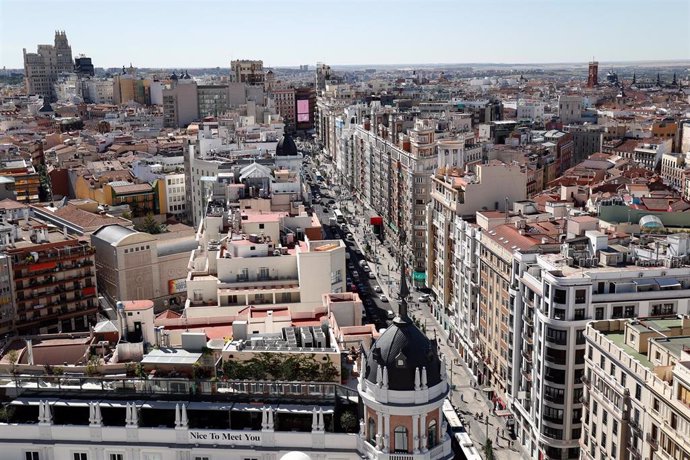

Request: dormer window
left=395, top=352, right=406, bottom=368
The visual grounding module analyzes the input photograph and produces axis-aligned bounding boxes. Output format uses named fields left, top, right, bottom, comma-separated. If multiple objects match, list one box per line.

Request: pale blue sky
left=1, top=0, right=689, bottom=69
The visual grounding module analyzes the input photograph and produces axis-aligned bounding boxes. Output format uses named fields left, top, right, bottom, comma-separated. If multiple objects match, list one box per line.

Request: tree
left=339, top=411, right=358, bottom=433
left=6, top=350, right=18, bottom=374
left=85, top=355, right=101, bottom=377
left=97, top=120, right=111, bottom=133
left=0, top=404, right=15, bottom=422
left=483, top=439, right=495, bottom=460
left=135, top=213, right=166, bottom=234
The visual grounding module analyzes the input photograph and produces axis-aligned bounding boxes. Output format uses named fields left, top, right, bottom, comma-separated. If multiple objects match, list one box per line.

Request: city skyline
left=1, top=0, right=689, bottom=69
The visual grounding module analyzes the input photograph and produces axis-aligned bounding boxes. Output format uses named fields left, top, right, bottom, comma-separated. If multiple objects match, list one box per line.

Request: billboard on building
left=168, top=278, right=187, bottom=295
left=297, top=99, right=310, bottom=122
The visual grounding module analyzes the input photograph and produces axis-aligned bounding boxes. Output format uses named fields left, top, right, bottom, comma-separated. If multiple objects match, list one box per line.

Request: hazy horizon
left=1, top=0, right=689, bottom=69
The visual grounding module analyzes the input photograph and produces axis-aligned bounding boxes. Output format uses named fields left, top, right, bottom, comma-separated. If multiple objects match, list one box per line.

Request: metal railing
left=3, top=375, right=359, bottom=403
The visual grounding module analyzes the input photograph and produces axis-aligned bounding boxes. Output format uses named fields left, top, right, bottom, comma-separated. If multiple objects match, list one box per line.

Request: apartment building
left=2, top=219, right=98, bottom=335
left=427, top=163, right=527, bottom=336
left=230, top=59, right=264, bottom=85
left=185, top=202, right=345, bottom=318
left=349, top=118, right=437, bottom=279
left=558, top=95, right=584, bottom=125
left=23, top=31, right=73, bottom=101
left=273, top=87, right=296, bottom=131
left=197, top=84, right=229, bottom=118
left=512, top=231, right=690, bottom=460
left=0, top=158, right=40, bottom=203
left=162, top=77, right=198, bottom=128
left=184, top=124, right=285, bottom=226
left=132, top=156, right=186, bottom=217
left=583, top=317, right=690, bottom=460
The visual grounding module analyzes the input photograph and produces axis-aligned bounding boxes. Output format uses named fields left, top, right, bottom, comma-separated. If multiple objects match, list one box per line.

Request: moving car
left=419, top=294, right=431, bottom=302
left=380, top=295, right=389, bottom=303
left=386, top=310, right=395, bottom=319
left=374, top=286, right=383, bottom=293
left=368, top=272, right=376, bottom=279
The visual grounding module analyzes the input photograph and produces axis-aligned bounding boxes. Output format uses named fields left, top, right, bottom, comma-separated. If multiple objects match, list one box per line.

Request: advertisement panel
left=297, top=99, right=310, bottom=122
left=168, top=278, right=187, bottom=295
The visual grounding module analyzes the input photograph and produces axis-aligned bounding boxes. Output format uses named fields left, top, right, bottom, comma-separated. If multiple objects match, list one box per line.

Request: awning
left=482, top=387, right=494, bottom=393
left=495, top=409, right=513, bottom=417
left=413, top=271, right=426, bottom=281
left=657, top=278, right=681, bottom=288
left=633, top=278, right=657, bottom=287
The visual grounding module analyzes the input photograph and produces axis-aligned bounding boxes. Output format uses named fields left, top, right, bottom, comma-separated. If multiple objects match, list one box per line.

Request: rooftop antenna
left=505, top=196, right=510, bottom=224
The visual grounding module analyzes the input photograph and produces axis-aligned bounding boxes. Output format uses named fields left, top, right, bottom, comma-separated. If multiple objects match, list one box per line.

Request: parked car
left=362, top=265, right=370, bottom=273
left=386, top=309, right=395, bottom=319
left=368, top=272, right=376, bottom=279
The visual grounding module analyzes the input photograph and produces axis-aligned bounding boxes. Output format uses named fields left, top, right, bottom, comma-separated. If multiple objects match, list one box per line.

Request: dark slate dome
left=276, top=134, right=298, bottom=156
left=364, top=320, right=442, bottom=391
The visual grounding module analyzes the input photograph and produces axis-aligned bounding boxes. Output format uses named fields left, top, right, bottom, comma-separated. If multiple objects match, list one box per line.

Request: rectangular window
left=26, top=454, right=40, bottom=460
left=635, top=384, right=642, bottom=400
left=575, top=289, right=586, bottom=304
left=258, top=267, right=269, bottom=280
left=553, top=288, right=567, bottom=304
left=651, top=303, right=675, bottom=316
left=73, top=455, right=87, bottom=460
left=595, top=307, right=604, bottom=320
left=109, top=455, right=124, bottom=460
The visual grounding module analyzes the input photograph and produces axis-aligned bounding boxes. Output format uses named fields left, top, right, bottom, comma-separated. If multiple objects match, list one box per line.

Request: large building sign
left=189, top=430, right=261, bottom=445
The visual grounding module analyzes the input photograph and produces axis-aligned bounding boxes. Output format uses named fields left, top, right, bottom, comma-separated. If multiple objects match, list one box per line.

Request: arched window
left=394, top=426, right=408, bottom=453
left=428, top=420, right=438, bottom=448
left=368, top=417, right=376, bottom=444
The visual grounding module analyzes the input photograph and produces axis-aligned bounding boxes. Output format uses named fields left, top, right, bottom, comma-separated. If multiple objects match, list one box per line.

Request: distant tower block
left=587, top=60, right=599, bottom=88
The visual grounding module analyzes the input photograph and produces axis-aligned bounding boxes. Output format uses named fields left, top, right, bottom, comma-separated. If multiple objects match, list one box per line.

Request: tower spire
left=395, top=256, right=410, bottom=323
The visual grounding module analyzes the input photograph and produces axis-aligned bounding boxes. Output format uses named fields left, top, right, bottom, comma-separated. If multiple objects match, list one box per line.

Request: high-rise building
left=315, top=62, right=332, bottom=92
left=162, top=72, right=198, bottom=128
left=587, top=60, right=599, bottom=88
left=74, top=55, right=94, bottom=77
left=230, top=59, right=264, bottom=85
left=512, top=231, right=690, bottom=459
left=23, top=31, right=74, bottom=101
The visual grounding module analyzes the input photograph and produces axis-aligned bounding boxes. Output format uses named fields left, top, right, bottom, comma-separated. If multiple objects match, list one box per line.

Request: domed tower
left=358, top=269, right=452, bottom=458
left=276, top=134, right=298, bottom=157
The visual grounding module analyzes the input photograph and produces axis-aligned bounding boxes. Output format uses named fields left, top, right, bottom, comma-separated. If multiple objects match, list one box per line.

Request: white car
left=362, top=265, right=370, bottom=273
left=374, top=286, right=383, bottom=293
left=368, top=272, right=376, bottom=279
left=419, top=294, right=431, bottom=303
left=380, top=295, right=389, bottom=303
